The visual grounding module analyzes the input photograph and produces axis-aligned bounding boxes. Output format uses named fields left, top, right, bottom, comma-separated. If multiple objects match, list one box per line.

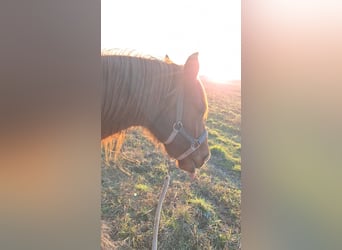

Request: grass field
left=101, top=80, right=241, bottom=249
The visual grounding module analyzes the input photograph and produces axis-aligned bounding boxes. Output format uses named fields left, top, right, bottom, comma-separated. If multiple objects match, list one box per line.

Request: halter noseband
left=163, top=87, right=208, bottom=161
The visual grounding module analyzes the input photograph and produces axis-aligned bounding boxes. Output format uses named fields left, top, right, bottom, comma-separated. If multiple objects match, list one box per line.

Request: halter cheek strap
left=163, top=87, right=208, bottom=161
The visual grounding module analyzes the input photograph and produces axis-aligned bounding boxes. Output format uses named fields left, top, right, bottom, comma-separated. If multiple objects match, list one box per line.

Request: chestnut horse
left=101, top=49, right=210, bottom=176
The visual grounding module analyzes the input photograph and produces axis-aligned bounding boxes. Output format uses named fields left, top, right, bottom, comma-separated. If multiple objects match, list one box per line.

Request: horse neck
left=101, top=57, right=179, bottom=138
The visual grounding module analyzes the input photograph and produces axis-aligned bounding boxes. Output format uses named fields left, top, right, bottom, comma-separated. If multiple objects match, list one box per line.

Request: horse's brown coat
left=101, top=49, right=209, bottom=174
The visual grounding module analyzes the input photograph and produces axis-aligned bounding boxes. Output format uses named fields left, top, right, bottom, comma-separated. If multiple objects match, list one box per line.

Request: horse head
left=149, top=53, right=210, bottom=177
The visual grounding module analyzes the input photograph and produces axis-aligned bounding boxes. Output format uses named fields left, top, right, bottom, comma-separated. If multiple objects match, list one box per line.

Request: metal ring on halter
left=191, top=139, right=201, bottom=150
left=173, top=121, right=182, bottom=131
left=164, top=121, right=182, bottom=145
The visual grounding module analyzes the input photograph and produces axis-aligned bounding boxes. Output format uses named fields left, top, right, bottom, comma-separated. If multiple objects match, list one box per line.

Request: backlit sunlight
left=101, top=0, right=240, bottom=82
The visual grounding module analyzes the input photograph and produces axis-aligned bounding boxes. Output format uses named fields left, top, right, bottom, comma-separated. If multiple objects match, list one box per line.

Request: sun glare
left=199, top=54, right=240, bottom=83
left=200, top=66, right=229, bottom=83
left=101, top=0, right=240, bottom=83
left=205, top=75, right=232, bottom=84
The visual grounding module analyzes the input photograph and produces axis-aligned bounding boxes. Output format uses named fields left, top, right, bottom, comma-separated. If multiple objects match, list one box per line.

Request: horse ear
left=164, top=54, right=173, bottom=64
left=184, top=52, right=199, bottom=79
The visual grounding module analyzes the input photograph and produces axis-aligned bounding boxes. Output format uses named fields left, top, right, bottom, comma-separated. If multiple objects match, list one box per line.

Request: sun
left=199, top=58, right=239, bottom=84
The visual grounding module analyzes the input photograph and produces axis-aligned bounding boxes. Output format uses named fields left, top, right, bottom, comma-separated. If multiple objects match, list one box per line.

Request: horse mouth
left=174, top=145, right=211, bottom=180
left=176, top=158, right=198, bottom=179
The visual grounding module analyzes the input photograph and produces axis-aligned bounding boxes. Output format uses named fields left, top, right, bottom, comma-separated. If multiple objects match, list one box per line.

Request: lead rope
left=152, top=164, right=171, bottom=250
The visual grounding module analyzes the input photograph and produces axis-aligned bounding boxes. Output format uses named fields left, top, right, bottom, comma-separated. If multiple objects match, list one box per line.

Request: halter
left=163, top=87, right=208, bottom=161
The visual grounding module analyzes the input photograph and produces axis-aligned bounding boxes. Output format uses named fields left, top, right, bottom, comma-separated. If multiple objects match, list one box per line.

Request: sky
left=101, top=0, right=241, bottom=82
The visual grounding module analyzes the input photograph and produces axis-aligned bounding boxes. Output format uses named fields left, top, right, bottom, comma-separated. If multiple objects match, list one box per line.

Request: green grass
left=135, top=183, right=151, bottom=192
left=101, top=80, right=241, bottom=249
left=188, top=197, right=214, bottom=213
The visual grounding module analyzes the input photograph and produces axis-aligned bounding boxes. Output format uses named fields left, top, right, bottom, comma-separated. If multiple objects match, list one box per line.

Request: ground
left=101, top=80, right=241, bottom=249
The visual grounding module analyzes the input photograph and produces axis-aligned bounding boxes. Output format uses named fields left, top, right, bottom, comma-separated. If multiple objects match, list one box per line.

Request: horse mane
left=101, top=49, right=182, bottom=162
left=101, top=48, right=165, bottom=61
